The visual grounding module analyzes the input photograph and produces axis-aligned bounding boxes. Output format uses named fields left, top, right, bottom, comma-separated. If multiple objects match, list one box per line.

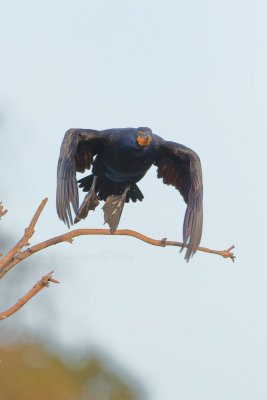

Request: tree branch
left=0, top=271, right=59, bottom=320
left=0, top=198, right=48, bottom=270
left=0, top=198, right=235, bottom=280
left=0, top=198, right=235, bottom=319
left=0, top=201, right=7, bottom=220
left=0, top=202, right=8, bottom=258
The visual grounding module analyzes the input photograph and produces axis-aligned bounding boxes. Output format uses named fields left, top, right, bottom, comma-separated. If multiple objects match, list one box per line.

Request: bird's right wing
left=154, top=135, right=203, bottom=261
left=56, top=128, right=109, bottom=227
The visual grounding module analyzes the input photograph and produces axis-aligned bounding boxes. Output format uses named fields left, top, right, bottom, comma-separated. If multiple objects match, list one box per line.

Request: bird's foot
left=74, top=178, right=99, bottom=223
left=102, top=186, right=130, bottom=233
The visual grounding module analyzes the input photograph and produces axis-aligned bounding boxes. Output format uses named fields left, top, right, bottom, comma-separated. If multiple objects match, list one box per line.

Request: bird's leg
left=74, top=176, right=99, bottom=223
left=102, top=185, right=130, bottom=234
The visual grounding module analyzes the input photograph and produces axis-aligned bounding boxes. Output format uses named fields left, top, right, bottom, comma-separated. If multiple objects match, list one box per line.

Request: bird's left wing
left=56, top=128, right=109, bottom=227
left=154, top=136, right=203, bottom=261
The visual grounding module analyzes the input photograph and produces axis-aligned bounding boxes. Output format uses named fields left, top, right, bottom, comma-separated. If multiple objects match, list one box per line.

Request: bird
left=56, top=127, right=203, bottom=261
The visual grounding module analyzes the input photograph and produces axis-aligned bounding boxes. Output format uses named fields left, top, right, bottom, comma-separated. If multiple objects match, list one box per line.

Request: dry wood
left=0, top=198, right=235, bottom=319
left=0, top=202, right=7, bottom=220
left=0, top=271, right=59, bottom=320
left=0, top=202, right=8, bottom=258
left=0, top=198, right=47, bottom=271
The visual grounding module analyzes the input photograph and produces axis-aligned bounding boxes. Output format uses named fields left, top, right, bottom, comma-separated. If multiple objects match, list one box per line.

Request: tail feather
left=78, top=175, right=94, bottom=192
left=78, top=174, right=144, bottom=203
left=126, top=183, right=144, bottom=202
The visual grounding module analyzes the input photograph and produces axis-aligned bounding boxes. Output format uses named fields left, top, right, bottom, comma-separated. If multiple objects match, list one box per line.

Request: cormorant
left=56, top=127, right=203, bottom=261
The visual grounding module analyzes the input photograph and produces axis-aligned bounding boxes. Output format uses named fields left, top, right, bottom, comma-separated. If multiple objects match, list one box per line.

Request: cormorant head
left=136, top=127, right=152, bottom=147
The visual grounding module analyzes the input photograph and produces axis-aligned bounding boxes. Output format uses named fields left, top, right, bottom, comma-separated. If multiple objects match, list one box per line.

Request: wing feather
left=154, top=137, right=203, bottom=261
left=56, top=128, right=108, bottom=227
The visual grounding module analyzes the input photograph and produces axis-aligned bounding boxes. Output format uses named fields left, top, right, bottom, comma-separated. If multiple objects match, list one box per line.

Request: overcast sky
left=1, top=1, right=267, bottom=399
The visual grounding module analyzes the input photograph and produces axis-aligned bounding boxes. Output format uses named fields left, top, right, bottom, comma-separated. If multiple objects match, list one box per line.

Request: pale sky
left=1, top=1, right=267, bottom=399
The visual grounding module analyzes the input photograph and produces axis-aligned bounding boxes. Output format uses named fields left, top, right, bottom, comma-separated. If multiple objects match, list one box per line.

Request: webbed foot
left=74, top=176, right=99, bottom=223
left=102, top=186, right=129, bottom=233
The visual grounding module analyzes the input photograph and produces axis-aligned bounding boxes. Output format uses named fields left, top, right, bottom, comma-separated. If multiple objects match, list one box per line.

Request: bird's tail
left=78, top=174, right=144, bottom=203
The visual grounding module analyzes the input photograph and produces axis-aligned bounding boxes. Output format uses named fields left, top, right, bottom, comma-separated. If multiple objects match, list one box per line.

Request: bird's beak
left=137, top=133, right=152, bottom=147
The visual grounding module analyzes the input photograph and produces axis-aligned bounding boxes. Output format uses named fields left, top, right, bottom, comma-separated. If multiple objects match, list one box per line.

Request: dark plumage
left=56, top=127, right=203, bottom=261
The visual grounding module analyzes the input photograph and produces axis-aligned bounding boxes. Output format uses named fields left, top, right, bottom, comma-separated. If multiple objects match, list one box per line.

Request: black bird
left=56, top=127, right=203, bottom=261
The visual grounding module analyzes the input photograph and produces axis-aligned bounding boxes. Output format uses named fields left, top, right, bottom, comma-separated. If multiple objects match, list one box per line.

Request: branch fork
left=0, top=271, right=59, bottom=321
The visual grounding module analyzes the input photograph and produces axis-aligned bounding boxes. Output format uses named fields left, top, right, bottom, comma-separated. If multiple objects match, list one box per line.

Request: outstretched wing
left=56, top=128, right=109, bottom=227
left=154, top=136, right=203, bottom=261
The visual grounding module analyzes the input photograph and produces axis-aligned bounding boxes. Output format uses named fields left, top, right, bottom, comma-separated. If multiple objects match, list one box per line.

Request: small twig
left=0, top=202, right=8, bottom=257
left=0, top=202, right=7, bottom=220
left=164, top=241, right=236, bottom=262
left=0, top=198, right=47, bottom=269
left=0, top=271, right=59, bottom=321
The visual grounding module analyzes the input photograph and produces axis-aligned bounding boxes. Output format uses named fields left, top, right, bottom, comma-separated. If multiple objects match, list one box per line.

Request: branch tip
left=49, top=277, right=60, bottom=284
left=0, top=201, right=8, bottom=220
left=40, top=270, right=59, bottom=286
left=228, top=245, right=235, bottom=251
left=220, top=245, right=235, bottom=262
left=0, top=269, right=59, bottom=320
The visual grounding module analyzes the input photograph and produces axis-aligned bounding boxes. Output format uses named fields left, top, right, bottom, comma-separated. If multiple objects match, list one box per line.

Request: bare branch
left=0, top=202, right=8, bottom=257
left=0, top=271, right=59, bottom=321
left=0, top=227, right=236, bottom=280
left=0, top=202, right=7, bottom=220
left=0, top=197, right=235, bottom=319
left=0, top=198, right=48, bottom=269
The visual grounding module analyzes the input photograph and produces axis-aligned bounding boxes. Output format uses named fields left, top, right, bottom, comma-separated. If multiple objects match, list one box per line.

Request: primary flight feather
left=56, top=127, right=203, bottom=261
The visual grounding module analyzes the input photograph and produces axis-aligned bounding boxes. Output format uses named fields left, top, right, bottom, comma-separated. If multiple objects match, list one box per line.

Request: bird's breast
left=101, top=141, right=156, bottom=183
